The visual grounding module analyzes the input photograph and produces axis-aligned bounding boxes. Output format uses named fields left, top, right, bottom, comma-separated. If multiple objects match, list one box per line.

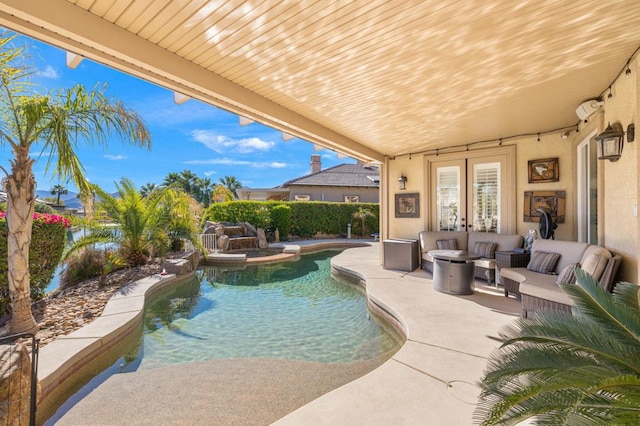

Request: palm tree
left=352, top=207, right=374, bottom=239
left=162, top=170, right=203, bottom=201
left=219, top=175, right=241, bottom=199
left=64, top=178, right=201, bottom=268
left=179, top=169, right=199, bottom=195
left=196, top=177, right=214, bottom=207
left=139, top=182, right=157, bottom=197
left=475, top=269, right=640, bottom=425
left=162, top=172, right=181, bottom=188
left=50, top=184, right=68, bottom=206
left=0, top=35, right=151, bottom=333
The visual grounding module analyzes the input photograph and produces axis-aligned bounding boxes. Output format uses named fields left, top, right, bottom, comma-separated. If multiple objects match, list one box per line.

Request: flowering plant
left=0, top=211, right=71, bottom=228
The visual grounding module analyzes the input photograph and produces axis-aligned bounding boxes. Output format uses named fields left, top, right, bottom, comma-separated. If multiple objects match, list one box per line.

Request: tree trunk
left=5, top=146, right=37, bottom=334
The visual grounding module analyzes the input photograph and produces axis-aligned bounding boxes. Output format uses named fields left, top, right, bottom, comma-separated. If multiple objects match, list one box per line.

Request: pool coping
left=36, top=239, right=378, bottom=423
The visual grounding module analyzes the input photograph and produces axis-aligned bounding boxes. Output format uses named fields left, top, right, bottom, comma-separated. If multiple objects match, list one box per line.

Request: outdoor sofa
left=500, top=239, right=622, bottom=318
left=418, top=231, right=524, bottom=285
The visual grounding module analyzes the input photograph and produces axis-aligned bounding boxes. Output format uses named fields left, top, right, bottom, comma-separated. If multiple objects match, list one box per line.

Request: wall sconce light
left=595, top=122, right=625, bottom=162
left=398, top=174, right=407, bottom=190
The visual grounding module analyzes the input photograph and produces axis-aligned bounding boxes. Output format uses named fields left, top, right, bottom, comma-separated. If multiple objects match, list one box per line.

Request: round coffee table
left=428, top=250, right=481, bottom=295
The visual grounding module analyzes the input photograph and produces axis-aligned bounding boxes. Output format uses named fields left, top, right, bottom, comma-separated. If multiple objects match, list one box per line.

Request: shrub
left=34, top=203, right=56, bottom=214
left=270, top=204, right=291, bottom=240
left=0, top=211, right=70, bottom=316
left=61, top=248, right=106, bottom=289
left=202, top=201, right=271, bottom=229
left=61, top=248, right=124, bottom=289
left=202, top=201, right=379, bottom=239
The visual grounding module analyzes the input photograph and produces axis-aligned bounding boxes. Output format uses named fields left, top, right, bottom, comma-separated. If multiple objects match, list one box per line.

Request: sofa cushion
left=474, top=258, right=495, bottom=269
left=527, top=251, right=561, bottom=274
left=520, top=276, right=574, bottom=307
left=474, top=241, right=497, bottom=259
left=436, top=239, right=458, bottom=250
left=531, top=239, right=588, bottom=273
left=500, top=267, right=526, bottom=283
left=467, top=232, right=523, bottom=253
left=556, top=263, right=580, bottom=285
left=418, top=231, right=468, bottom=253
left=580, top=246, right=612, bottom=281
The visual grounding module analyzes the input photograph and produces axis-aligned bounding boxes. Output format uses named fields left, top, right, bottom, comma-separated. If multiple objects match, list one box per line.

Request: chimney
left=311, top=154, right=321, bottom=174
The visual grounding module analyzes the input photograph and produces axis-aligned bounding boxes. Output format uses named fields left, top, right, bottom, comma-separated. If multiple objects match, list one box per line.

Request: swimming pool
left=45, top=248, right=401, bottom=424
left=139, top=249, right=400, bottom=369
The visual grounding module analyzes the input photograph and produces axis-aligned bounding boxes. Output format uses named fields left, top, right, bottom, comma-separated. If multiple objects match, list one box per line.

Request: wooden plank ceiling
left=1, top=0, right=640, bottom=162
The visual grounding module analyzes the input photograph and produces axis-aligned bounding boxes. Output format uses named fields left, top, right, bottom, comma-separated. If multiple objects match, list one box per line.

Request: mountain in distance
left=35, top=189, right=81, bottom=209
left=35, top=189, right=118, bottom=209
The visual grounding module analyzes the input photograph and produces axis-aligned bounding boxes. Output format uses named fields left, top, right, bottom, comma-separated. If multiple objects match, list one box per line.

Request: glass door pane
left=433, top=164, right=464, bottom=231
left=471, top=162, right=500, bottom=233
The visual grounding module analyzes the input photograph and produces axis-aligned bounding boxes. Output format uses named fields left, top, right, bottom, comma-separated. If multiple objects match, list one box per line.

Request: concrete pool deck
left=276, top=242, right=521, bottom=425
left=45, top=241, right=521, bottom=424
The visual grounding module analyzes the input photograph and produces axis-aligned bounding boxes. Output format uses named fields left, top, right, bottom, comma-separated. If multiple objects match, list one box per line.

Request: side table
left=495, top=251, right=531, bottom=297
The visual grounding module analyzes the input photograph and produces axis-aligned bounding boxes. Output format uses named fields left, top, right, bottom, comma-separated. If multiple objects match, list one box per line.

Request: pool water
left=45, top=249, right=401, bottom=424
left=139, top=250, right=400, bottom=369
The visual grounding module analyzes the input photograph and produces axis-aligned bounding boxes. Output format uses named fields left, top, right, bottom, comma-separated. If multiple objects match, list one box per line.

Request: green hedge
left=0, top=212, right=69, bottom=317
left=202, top=201, right=379, bottom=240
left=270, top=204, right=291, bottom=238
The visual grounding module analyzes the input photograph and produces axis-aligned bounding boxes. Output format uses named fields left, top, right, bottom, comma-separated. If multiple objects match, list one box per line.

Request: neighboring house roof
left=280, top=164, right=380, bottom=188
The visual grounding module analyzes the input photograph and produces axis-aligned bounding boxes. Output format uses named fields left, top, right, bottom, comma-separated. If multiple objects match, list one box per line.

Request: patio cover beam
left=0, top=0, right=384, bottom=163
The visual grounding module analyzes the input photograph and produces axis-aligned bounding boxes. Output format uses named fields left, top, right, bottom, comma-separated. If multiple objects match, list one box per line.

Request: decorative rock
left=257, top=229, right=268, bottom=248
left=241, top=222, right=258, bottom=237
left=28, top=262, right=161, bottom=348
left=218, top=234, right=230, bottom=251
left=163, top=258, right=192, bottom=275
left=202, top=221, right=218, bottom=234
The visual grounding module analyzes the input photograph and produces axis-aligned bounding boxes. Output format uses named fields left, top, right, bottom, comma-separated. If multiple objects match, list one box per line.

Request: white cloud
left=191, top=130, right=275, bottom=153
left=204, top=171, right=218, bottom=177
left=104, top=154, right=127, bottom=160
left=36, top=65, right=60, bottom=80
left=185, top=157, right=288, bottom=168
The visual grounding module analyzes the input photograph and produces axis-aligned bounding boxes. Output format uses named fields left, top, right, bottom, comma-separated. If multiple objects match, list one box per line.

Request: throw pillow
left=436, top=239, right=458, bottom=250
left=527, top=251, right=561, bottom=274
left=581, top=249, right=611, bottom=281
left=474, top=241, right=497, bottom=259
left=556, top=263, right=580, bottom=285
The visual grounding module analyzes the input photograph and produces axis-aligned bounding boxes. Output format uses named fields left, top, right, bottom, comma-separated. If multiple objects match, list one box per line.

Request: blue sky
left=0, top=31, right=354, bottom=193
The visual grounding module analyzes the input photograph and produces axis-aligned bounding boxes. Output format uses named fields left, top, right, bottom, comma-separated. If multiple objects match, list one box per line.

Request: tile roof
left=280, top=164, right=380, bottom=188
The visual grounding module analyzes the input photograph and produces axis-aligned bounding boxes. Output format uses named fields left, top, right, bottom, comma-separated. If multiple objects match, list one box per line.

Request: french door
left=429, top=147, right=515, bottom=233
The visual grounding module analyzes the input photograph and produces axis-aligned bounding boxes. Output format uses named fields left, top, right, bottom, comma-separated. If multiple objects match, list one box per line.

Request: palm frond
left=476, top=268, right=640, bottom=425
